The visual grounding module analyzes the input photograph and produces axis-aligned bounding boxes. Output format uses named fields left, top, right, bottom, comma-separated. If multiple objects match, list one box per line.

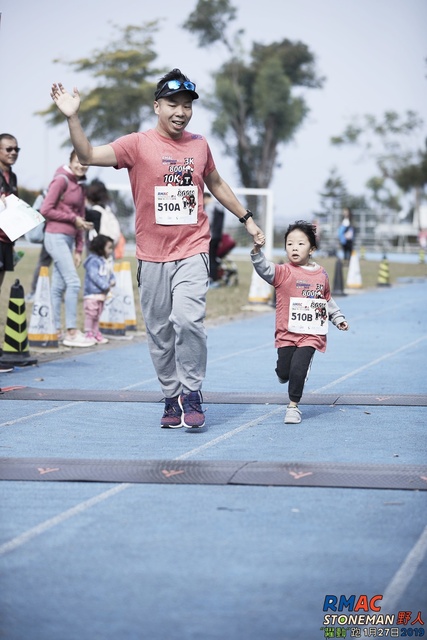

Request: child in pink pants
left=83, top=234, right=115, bottom=344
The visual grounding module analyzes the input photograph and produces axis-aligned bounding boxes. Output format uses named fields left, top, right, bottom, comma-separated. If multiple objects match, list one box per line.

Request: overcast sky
left=1, top=0, right=426, bottom=224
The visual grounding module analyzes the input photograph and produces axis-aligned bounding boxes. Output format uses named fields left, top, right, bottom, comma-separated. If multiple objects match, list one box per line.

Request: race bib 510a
left=155, top=186, right=198, bottom=225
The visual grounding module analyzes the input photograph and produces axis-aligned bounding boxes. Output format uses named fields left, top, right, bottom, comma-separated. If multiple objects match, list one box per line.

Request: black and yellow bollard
left=377, top=255, right=391, bottom=287
left=0, top=279, right=38, bottom=366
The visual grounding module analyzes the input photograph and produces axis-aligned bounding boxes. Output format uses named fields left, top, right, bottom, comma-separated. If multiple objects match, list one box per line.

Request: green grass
left=1, top=246, right=426, bottom=344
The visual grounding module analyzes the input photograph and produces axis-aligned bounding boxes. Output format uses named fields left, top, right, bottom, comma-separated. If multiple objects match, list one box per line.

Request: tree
left=37, top=23, right=163, bottom=143
left=318, top=167, right=366, bottom=213
left=364, top=175, right=401, bottom=212
left=318, top=168, right=348, bottom=212
left=331, top=110, right=425, bottom=212
left=183, top=0, right=238, bottom=51
left=393, top=138, right=427, bottom=213
left=183, top=0, right=325, bottom=190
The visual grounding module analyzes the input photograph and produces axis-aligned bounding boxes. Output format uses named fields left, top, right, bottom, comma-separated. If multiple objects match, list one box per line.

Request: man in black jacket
left=0, top=133, right=20, bottom=295
left=204, top=191, right=224, bottom=283
left=0, top=133, right=20, bottom=373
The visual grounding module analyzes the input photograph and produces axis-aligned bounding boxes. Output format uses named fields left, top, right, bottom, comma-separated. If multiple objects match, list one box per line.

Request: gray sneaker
left=178, top=390, right=205, bottom=429
left=160, top=396, right=183, bottom=428
left=284, top=406, right=302, bottom=424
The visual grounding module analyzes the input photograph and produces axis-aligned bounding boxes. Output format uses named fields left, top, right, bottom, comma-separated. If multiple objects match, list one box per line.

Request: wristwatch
left=239, top=210, right=253, bottom=224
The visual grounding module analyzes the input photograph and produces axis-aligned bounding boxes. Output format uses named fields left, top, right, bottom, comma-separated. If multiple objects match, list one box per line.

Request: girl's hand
left=337, top=321, right=349, bottom=331
left=245, top=217, right=265, bottom=246
left=253, top=231, right=265, bottom=246
left=252, top=240, right=263, bottom=254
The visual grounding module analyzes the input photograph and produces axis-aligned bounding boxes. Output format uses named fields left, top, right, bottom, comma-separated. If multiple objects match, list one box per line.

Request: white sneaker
left=63, top=330, right=96, bottom=348
left=284, top=406, right=302, bottom=424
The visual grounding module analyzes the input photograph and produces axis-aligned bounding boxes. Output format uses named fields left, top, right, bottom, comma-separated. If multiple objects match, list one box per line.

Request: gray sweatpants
left=137, top=253, right=210, bottom=398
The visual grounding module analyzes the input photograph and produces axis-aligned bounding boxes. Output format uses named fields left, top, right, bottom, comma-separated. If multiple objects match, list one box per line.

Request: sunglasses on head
left=2, top=146, right=21, bottom=153
left=155, top=79, right=196, bottom=98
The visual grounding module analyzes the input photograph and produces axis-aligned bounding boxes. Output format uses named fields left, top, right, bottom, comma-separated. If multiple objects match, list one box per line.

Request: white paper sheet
left=0, top=194, right=45, bottom=242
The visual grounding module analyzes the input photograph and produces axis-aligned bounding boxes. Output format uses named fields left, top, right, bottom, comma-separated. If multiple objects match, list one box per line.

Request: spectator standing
left=0, top=133, right=20, bottom=296
left=49, top=68, right=265, bottom=429
left=41, top=150, right=95, bottom=347
left=0, top=133, right=20, bottom=373
left=338, top=207, right=355, bottom=261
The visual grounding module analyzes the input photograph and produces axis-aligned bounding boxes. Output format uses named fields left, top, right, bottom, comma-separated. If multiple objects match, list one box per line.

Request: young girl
left=83, top=234, right=116, bottom=344
left=251, top=220, right=349, bottom=424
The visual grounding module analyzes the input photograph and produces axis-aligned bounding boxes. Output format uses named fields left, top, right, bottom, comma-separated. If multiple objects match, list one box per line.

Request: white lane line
left=0, top=483, right=131, bottom=556
left=350, top=302, right=410, bottom=321
left=0, top=344, right=272, bottom=409
left=175, top=406, right=284, bottom=461
left=1, top=335, right=425, bottom=556
left=0, top=405, right=283, bottom=557
left=0, top=402, right=82, bottom=428
left=311, top=335, right=427, bottom=393
left=122, top=342, right=272, bottom=388
left=207, top=342, right=272, bottom=363
left=380, top=524, right=427, bottom=611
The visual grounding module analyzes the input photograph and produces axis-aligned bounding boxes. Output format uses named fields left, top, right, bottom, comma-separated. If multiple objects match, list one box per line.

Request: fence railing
left=311, top=209, right=420, bottom=255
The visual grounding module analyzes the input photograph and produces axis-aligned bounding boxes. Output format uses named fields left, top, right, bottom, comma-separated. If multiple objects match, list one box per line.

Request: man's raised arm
left=50, top=83, right=117, bottom=168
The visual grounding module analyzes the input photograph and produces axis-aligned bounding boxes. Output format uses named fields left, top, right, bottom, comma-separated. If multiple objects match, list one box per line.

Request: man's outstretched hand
left=50, top=83, right=80, bottom=117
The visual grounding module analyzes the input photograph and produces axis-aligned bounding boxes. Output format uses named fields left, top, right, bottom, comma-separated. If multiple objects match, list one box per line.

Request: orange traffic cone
left=247, top=270, right=273, bottom=306
left=116, top=261, right=137, bottom=331
left=346, top=250, right=363, bottom=289
left=99, top=288, right=126, bottom=337
left=28, top=266, right=59, bottom=348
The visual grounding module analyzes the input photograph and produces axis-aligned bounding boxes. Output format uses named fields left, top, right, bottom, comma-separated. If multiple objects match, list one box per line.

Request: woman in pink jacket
left=41, top=150, right=94, bottom=347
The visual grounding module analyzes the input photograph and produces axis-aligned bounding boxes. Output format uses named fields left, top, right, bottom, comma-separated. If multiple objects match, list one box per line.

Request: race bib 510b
left=288, top=297, right=328, bottom=335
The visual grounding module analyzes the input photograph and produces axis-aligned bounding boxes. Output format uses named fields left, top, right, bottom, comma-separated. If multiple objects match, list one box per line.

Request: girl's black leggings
left=276, top=345, right=316, bottom=403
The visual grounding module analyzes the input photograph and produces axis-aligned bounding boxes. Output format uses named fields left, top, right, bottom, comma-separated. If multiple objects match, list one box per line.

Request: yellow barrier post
left=0, top=279, right=38, bottom=366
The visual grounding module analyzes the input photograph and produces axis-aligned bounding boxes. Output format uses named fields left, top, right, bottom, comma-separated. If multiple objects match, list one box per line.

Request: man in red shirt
left=49, top=69, right=265, bottom=430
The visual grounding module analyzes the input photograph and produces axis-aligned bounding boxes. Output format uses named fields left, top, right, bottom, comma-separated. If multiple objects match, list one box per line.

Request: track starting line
left=1, top=387, right=427, bottom=406
left=0, top=458, right=426, bottom=490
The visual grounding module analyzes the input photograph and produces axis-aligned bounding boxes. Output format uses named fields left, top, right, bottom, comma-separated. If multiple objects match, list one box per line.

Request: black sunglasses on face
left=1, top=146, right=21, bottom=153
